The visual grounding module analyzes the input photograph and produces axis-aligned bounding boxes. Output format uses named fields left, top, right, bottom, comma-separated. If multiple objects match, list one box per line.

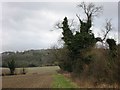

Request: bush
left=28, top=63, right=37, bottom=67
left=87, top=49, right=114, bottom=83
left=73, top=59, right=84, bottom=74
left=20, top=67, right=27, bottom=74
left=57, top=48, right=73, bottom=72
left=112, top=45, right=120, bottom=84
left=7, top=59, right=16, bottom=75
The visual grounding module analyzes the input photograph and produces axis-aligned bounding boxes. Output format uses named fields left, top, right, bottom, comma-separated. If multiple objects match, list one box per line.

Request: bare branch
left=69, top=19, right=74, bottom=27
left=102, top=19, right=112, bottom=41
left=78, top=2, right=88, bottom=15
left=76, top=14, right=82, bottom=23
left=55, top=19, right=76, bottom=33
left=77, top=2, right=103, bottom=18
left=68, top=19, right=78, bottom=33
left=55, top=22, right=63, bottom=29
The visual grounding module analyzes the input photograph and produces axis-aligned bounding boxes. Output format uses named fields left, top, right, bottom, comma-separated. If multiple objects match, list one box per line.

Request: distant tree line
left=2, top=49, right=58, bottom=68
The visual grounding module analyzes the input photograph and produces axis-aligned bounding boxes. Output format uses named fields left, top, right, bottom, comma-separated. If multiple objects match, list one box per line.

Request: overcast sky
left=1, top=2, right=118, bottom=52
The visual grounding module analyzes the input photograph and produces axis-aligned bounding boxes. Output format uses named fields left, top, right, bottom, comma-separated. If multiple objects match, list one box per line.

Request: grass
left=52, top=74, right=79, bottom=88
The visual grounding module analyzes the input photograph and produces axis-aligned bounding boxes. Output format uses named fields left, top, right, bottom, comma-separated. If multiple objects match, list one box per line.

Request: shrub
left=88, top=49, right=112, bottom=83
left=20, top=67, right=27, bottom=74
left=7, top=59, right=16, bottom=75
left=28, top=63, right=37, bottom=67
left=57, top=48, right=73, bottom=72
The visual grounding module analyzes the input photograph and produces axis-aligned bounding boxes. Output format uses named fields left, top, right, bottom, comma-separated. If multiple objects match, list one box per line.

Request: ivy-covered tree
left=54, top=2, right=119, bottom=85
left=57, top=2, right=117, bottom=75
left=60, top=17, right=74, bottom=72
left=57, top=2, right=103, bottom=72
left=61, top=17, right=74, bottom=51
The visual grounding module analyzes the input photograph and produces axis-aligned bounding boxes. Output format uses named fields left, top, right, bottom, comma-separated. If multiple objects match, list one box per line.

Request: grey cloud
left=2, top=2, right=118, bottom=52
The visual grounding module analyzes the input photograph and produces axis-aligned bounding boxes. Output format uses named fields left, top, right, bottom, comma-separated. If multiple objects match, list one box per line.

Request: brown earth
left=2, top=73, right=53, bottom=88
left=2, top=66, right=60, bottom=88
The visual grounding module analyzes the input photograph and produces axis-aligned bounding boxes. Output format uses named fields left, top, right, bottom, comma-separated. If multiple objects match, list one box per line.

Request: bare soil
left=2, top=73, right=53, bottom=88
left=2, top=66, right=60, bottom=88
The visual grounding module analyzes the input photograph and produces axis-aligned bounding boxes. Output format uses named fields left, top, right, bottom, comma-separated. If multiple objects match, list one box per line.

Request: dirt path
left=2, top=66, right=59, bottom=88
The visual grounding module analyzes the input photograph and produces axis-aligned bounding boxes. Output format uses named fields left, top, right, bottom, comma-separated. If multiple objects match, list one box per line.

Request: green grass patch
left=52, top=74, right=79, bottom=88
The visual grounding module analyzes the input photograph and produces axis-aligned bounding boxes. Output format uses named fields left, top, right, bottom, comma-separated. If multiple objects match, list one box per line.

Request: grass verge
left=52, top=74, right=79, bottom=88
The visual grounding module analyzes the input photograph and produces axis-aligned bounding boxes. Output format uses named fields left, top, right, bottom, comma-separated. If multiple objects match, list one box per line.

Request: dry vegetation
left=59, top=70, right=119, bottom=88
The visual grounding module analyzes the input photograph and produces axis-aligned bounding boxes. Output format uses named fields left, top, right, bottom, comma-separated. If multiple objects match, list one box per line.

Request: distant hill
left=1, top=49, right=58, bottom=67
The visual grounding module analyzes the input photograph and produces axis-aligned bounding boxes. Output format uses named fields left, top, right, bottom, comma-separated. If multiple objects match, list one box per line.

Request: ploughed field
left=2, top=66, right=60, bottom=88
